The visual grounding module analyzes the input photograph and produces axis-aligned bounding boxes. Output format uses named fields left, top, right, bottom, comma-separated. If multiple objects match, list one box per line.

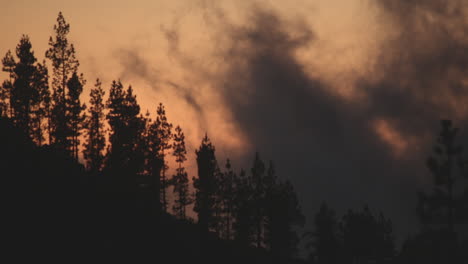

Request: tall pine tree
left=146, top=113, right=164, bottom=213
left=30, top=60, right=50, bottom=146
left=251, top=152, right=266, bottom=248
left=218, top=159, right=236, bottom=240
left=106, top=80, right=143, bottom=191
left=155, top=103, right=172, bottom=212
left=172, top=125, right=192, bottom=219
left=1, top=50, right=15, bottom=117
left=46, top=12, right=81, bottom=156
left=83, top=79, right=106, bottom=173
left=1, top=36, right=50, bottom=144
left=12, top=35, right=37, bottom=134
left=305, top=202, right=340, bottom=264
left=233, top=168, right=254, bottom=245
left=194, top=134, right=218, bottom=233
left=67, top=72, right=86, bottom=160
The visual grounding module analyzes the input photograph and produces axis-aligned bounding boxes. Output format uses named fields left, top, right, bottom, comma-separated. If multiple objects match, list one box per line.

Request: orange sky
left=0, top=0, right=390, bottom=171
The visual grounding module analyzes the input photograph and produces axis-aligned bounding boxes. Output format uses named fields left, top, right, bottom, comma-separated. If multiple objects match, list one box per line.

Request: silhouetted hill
left=0, top=117, right=300, bottom=263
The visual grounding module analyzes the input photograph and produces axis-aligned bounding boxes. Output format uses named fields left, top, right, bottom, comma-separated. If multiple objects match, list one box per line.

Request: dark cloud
left=368, top=0, right=468, bottom=136
left=116, top=48, right=159, bottom=84
left=120, top=0, right=468, bottom=245
left=189, top=2, right=468, bottom=243
left=203, top=6, right=414, bottom=232
left=166, top=80, right=207, bottom=127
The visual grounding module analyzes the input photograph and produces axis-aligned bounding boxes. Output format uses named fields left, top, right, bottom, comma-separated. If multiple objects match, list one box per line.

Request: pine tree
left=30, top=60, right=50, bottom=146
left=146, top=114, right=164, bottom=212
left=3, top=36, right=50, bottom=145
left=106, top=81, right=141, bottom=165
left=154, top=103, right=172, bottom=212
left=194, top=134, right=218, bottom=233
left=0, top=78, right=9, bottom=117
left=340, top=206, right=394, bottom=263
left=136, top=110, right=152, bottom=177
left=305, top=202, right=340, bottom=264
left=218, top=159, right=236, bottom=240
left=233, top=168, right=254, bottom=245
left=67, top=72, right=86, bottom=160
left=263, top=162, right=304, bottom=260
left=83, top=79, right=106, bottom=173
left=250, top=152, right=266, bottom=248
left=46, top=12, right=80, bottom=154
left=11, top=35, right=37, bottom=133
left=106, top=81, right=143, bottom=191
left=172, top=125, right=192, bottom=219
left=421, top=120, right=464, bottom=234
left=1, top=50, right=15, bottom=117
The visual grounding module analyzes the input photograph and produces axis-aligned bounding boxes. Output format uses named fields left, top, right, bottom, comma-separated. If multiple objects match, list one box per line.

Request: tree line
left=0, top=12, right=304, bottom=260
left=1, top=12, right=466, bottom=264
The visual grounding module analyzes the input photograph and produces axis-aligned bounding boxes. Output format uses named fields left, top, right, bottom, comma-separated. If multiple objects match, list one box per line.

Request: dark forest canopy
left=1, top=12, right=467, bottom=264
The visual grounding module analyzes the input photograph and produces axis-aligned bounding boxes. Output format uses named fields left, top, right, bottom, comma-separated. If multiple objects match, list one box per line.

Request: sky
left=1, top=0, right=468, bottom=245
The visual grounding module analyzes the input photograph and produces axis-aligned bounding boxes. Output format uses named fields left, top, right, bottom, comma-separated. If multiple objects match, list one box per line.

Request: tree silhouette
left=106, top=80, right=143, bottom=191
left=0, top=84, right=8, bottom=117
left=340, top=206, right=394, bottom=264
left=194, top=134, right=218, bottom=233
left=83, top=79, right=106, bottom=173
left=250, top=152, right=267, bottom=248
left=46, top=12, right=80, bottom=155
left=172, top=125, right=192, bottom=219
left=217, top=159, right=236, bottom=240
left=145, top=112, right=164, bottom=213
left=420, top=120, right=464, bottom=233
left=415, top=119, right=468, bottom=264
left=154, top=103, right=172, bottom=212
left=30, top=60, right=50, bottom=146
left=232, top=168, right=255, bottom=246
left=1, top=36, right=50, bottom=145
left=67, top=72, right=86, bottom=160
left=1, top=50, right=16, bottom=117
left=263, top=162, right=304, bottom=260
left=11, top=35, right=37, bottom=133
left=306, top=202, right=340, bottom=264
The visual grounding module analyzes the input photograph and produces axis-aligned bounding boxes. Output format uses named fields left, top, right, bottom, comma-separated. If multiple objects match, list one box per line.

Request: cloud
left=177, top=1, right=468, bottom=240
left=114, top=0, right=468, bottom=243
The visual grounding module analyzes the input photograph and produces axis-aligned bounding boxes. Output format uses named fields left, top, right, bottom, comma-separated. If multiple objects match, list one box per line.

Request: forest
left=1, top=12, right=467, bottom=264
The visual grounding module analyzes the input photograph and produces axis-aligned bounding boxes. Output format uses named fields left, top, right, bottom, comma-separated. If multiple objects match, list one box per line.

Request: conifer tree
left=67, top=72, right=86, bottom=160
left=83, top=79, right=106, bottom=173
left=172, top=125, right=192, bottom=219
left=46, top=12, right=80, bottom=155
left=340, top=206, right=394, bottom=263
left=194, top=134, right=218, bottom=233
left=2, top=36, right=50, bottom=144
left=233, top=168, right=254, bottom=245
left=219, top=159, right=236, bottom=240
left=155, top=103, right=172, bottom=212
left=146, top=114, right=164, bottom=212
left=421, top=120, right=464, bottom=234
left=264, top=176, right=304, bottom=260
left=30, top=60, right=50, bottom=146
left=1, top=50, right=15, bottom=117
left=10, top=35, right=37, bottom=133
left=106, top=81, right=142, bottom=168
left=0, top=79, right=9, bottom=117
left=250, top=152, right=267, bottom=248
left=106, top=80, right=124, bottom=133
left=106, top=81, right=143, bottom=190
left=305, top=202, right=340, bottom=264
left=137, top=110, right=152, bottom=176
